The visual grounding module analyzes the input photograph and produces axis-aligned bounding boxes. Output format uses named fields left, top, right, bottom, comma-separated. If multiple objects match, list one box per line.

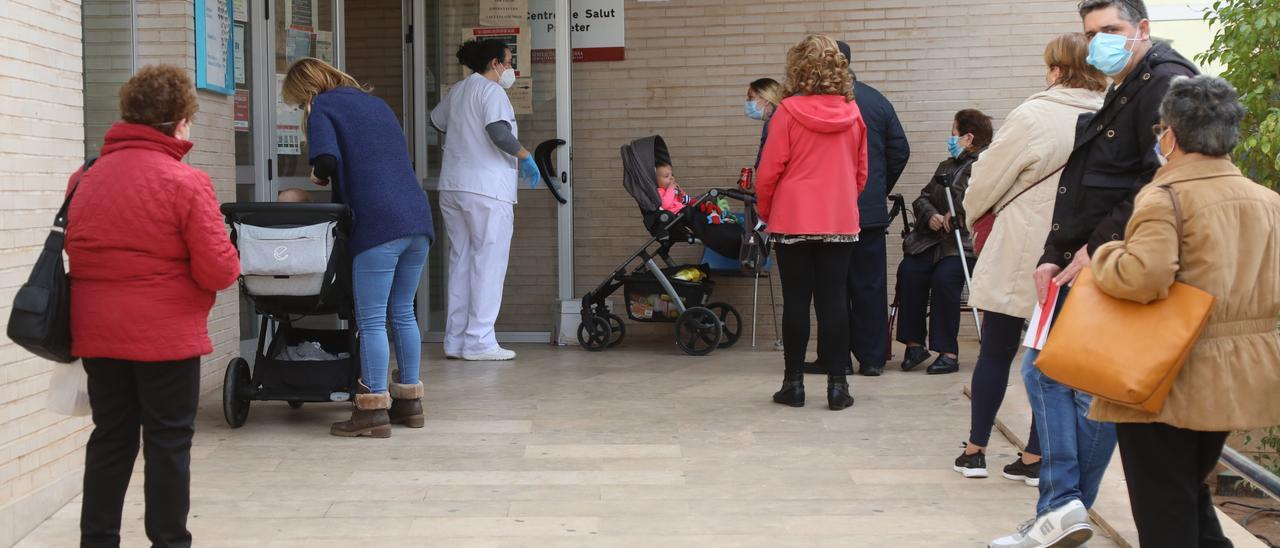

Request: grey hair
left=1078, top=0, right=1148, bottom=25
left=1159, top=75, right=1245, bottom=157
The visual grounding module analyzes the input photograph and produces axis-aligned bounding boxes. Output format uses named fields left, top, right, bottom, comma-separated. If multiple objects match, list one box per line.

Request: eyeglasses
left=1151, top=123, right=1167, bottom=137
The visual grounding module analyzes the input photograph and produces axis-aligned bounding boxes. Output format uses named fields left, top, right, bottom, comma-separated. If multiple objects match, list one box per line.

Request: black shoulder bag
left=7, top=159, right=96, bottom=363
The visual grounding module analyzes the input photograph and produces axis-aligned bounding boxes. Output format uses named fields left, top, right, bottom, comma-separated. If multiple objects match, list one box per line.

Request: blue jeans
left=1022, top=346, right=1117, bottom=516
left=352, top=235, right=429, bottom=394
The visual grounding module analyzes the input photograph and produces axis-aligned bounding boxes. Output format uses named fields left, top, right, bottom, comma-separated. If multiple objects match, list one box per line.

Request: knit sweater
left=308, top=87, right=434, bottom=255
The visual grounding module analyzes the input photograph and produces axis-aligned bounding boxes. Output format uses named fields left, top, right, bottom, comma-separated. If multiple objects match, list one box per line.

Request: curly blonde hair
left=782, top=35, right=853, bottom=101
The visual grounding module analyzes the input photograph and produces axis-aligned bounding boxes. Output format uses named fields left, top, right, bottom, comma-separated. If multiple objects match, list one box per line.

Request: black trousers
left=1116, top=422, right=1232, bottom=548
left=81, top=357, right=201, bottom=548
left=847, top=227, right=889, bottom=369
left=968, top=311, right=1040, bottom=454
left=775, top=240, right=854, bottom=376
left=895, top=253, right=964, bottom=354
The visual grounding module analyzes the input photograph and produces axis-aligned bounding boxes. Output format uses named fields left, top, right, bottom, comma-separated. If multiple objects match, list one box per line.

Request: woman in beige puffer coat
left=949, top=33, right=1107, bottom=482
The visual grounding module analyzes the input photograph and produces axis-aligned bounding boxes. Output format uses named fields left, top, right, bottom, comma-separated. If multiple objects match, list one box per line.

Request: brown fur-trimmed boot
left=388, top=382, right=425, bottom=428
left=330, top=381, right=391, bottom=438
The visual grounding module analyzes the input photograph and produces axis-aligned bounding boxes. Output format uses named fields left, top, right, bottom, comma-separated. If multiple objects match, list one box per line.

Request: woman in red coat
left=756, top=35, right=868, bottom=411
left=65, top=65, right=240, bottom=548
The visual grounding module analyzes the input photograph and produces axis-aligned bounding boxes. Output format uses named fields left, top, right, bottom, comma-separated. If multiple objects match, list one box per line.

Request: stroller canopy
left=621, top=135, right=672, bottom=214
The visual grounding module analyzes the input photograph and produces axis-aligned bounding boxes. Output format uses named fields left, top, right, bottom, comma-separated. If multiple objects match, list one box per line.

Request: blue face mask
left=1087, top=30, right=1140, bottom=76
left=947, top=136, right=964, bottom=158
left=745, top=100, right=765, bottom=121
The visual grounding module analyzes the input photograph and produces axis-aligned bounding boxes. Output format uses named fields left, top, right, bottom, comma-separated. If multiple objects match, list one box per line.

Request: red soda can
left=738, top=167, right=753, bottom=190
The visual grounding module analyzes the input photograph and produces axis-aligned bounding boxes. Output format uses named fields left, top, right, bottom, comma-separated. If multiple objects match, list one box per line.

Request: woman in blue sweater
left=283, top=58, right=434, bottom=438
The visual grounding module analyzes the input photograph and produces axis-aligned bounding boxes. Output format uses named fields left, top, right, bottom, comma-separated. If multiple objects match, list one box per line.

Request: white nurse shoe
left=462, top=347, right=517, bottom=361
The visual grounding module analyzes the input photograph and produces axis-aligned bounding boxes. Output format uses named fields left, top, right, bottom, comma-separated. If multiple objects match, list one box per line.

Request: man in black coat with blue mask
left=838, top=40, right=911, bottom=377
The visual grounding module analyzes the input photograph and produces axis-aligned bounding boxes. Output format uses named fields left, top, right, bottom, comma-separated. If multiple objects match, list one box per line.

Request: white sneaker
left=988, top=500, right=1093, bottom=548
left=462, top=347, right=517, bottom=361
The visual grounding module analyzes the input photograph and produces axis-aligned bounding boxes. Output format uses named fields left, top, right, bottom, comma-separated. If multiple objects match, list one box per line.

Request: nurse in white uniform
left=430, top=39, right=541, bottom=361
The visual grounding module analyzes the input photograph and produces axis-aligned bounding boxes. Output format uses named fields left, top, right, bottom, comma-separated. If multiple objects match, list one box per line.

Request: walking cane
left=939, top=178, right=983, bottom=341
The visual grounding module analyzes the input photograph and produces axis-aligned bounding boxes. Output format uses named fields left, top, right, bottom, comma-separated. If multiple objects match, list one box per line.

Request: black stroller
left=578, top=135, right=769, bottom=356
left=219, top=202, right=358, bottom=427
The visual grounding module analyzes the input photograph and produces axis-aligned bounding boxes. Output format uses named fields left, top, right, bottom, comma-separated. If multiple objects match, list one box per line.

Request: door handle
left=534, top=139, right=568, bottom=205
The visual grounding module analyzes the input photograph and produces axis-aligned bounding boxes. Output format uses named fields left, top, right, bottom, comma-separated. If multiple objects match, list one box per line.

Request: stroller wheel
left=578, top=315, right=612, bottom=351
left=607, top=314, right=626, bottom=347
left=223, top=358, right=251, bottom=428
left=706, top=302, right=742, bottom=348
left=675, top=306, right=723, bottom=356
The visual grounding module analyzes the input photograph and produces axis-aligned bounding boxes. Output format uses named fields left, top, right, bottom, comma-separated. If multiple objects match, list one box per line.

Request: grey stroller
left=577, top=135, right=769, bottom=355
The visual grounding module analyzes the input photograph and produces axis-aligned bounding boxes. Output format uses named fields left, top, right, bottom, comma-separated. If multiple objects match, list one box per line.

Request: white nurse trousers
left=439, top=190, right=514, bottom=356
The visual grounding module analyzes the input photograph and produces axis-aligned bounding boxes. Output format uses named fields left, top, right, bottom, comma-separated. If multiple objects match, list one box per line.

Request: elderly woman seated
left=1087, top=75, right=1280, bottom=547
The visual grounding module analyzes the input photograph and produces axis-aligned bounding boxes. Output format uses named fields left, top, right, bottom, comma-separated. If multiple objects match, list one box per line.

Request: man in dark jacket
left=990, top=1, right=1200, bottom=546
left=838, top=40, right=911, bottom=377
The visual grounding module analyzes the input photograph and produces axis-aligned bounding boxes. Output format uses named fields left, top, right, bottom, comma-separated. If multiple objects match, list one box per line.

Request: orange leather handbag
left=1035, top=186, right=1215, bottom=414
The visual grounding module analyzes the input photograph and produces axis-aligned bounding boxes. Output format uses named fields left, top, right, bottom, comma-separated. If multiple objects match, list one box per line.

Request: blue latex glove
left=519, top=156, right=541, bottom=188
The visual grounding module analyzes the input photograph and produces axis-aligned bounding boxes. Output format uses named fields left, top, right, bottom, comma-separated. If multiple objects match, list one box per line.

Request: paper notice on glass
left=507, top=76, right=533, bottom=115
left=276, top=74, right=304, bottom=155
left=315, top=31, right=333, bottom=64
left=1023, top=283, right=1063, bottom=350
left=234, top=89, right=250, bottom=131
left=233, top=0, right=248, bottom=21
left=480, top=0, right=527, bottom=26
left=464, top=26, right=530, bottom=77
left=233, top=23, right=246, bottom=85
left=286, top=28, right=312, bottom=65
left=289, top=0, right=315, bottom=31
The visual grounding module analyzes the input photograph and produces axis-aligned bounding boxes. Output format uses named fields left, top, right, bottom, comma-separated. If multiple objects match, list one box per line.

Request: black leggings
left=968, top=311, right=1040, bottom=454
left=775, top=240, right=854, bottom=376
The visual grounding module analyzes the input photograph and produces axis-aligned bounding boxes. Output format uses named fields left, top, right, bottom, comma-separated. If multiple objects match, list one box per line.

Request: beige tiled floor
left=20, top=339, right=1131, bottom=547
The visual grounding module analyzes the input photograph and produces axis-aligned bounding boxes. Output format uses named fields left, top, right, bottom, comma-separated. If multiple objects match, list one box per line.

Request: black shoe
left=926, top=355, right=960, bottom=375
left=859, top=363, right=884, bottom=377
left=1002, top=454, right=1041, bottom=487
left=827, top=379, right=854, bottom=411
left=952, top=448, right=988, bottom=479
left=900, top=346, right=931, bottom=371
left=772, top=373, right=805, bottom=407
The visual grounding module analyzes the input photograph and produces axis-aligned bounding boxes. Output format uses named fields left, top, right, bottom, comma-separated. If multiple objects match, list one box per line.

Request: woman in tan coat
left=1090, top=75, right=1280, bottom=547
left=952, top=33, right=1106, bottom=483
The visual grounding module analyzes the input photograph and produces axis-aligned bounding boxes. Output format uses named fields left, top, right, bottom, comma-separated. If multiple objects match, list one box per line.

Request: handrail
left=1221, top=446, right=1280, bottom=500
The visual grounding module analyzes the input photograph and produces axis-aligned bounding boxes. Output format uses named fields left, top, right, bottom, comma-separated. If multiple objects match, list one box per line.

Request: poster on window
left=233, top=0, right=248, bottom=22
left=464, top=26, right=530, bottom=77
left=286, top=28, right=312, bottom=65
left=315, top=31, right=333, bottom=64
left=233, top=22, right=246, bottom=86
left=234, top=89, right=250, bottom=131
left=480, top=0, right=527, bottom=26
left=276, top=74, right=303, bottom=155
left=195, top=0, right=235, bottom=94
left=530, top=0, right=624, bottom=63
left=508, top=76, right=533, bottom=114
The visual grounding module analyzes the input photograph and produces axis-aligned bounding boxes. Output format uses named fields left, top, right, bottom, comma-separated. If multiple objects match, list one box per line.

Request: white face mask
left=498, top=68, right=516, bottom=89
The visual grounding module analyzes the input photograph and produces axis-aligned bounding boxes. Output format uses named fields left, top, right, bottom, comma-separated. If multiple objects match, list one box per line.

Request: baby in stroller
left=655, top=160, right=745, bottom=260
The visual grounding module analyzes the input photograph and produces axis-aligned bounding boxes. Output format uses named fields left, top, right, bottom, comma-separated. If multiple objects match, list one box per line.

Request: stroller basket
left=258, top=326, right=354, bottom=397
left=622, top=264, right=713, bottom=322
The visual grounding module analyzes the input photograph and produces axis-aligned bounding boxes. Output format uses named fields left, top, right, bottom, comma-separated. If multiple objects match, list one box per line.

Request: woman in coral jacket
left=65, top=65, right=240, bottom=548
left=755, top=34, right=868, bottom=412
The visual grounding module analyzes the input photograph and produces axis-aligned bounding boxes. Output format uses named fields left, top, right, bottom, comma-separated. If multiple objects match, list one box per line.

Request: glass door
left=417, top=0, right=573, bottom=342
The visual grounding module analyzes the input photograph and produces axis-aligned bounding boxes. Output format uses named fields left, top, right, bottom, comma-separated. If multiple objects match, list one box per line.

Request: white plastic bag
left=47, top=361, right=91, bottom=416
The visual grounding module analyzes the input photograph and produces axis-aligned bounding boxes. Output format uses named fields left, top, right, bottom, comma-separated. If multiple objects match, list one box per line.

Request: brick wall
left=559, top=0, right=1082, bottom=344
left=0, top=2, right=89, bottom=544
left=435, top=0, right=1081, bottom=344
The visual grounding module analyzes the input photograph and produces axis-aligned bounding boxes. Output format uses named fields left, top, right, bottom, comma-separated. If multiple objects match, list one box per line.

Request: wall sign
left=195, top=0, right=235, bottom=95
left=529, top=0, right=624, bottom=63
